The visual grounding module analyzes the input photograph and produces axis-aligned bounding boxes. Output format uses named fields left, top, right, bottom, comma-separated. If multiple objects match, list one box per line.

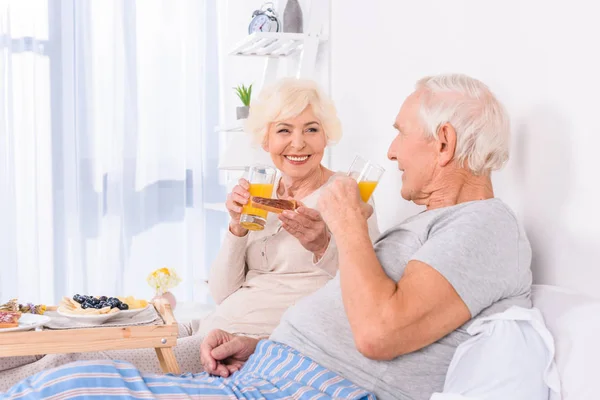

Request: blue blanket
left=2, top=340, right=375, bottom=399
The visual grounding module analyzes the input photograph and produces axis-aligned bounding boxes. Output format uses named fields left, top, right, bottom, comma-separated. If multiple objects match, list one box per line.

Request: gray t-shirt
left=270, top=198, right=533, bottom=400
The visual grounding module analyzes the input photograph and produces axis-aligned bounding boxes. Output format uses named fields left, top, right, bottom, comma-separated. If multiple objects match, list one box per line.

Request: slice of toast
left=250, top=197, right=298, bottom=214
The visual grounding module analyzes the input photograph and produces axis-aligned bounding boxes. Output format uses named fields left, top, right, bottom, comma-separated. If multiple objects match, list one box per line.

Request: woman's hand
left=279, top=204, right=330, bottom=261
left=226, top=179, right=251, bottom=237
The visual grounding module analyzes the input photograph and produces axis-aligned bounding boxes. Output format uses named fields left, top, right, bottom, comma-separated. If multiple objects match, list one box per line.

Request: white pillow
left=532, top=284, right=600, bottom=400
left=430, top=306, right=559, bottom=400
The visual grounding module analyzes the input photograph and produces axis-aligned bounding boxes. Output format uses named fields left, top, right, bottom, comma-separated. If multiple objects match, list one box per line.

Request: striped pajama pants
left=1, top=341, right=375, bottom=399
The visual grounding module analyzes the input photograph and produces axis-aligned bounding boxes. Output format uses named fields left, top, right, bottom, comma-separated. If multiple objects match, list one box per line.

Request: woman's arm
left=208, top=229, right=249, bottom=305
left=209, top=179, right=254, bottom=304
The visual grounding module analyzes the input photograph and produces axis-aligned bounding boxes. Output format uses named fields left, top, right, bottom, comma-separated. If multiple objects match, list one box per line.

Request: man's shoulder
left=379, top=199, right=521, bottom=242
left=421, top=198, right=518, bottom=233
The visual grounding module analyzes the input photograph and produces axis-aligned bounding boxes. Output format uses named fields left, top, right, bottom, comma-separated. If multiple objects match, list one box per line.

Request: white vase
left=152, top=291, right=177, bottom=310
left=283, top=0, right=303, bottom=33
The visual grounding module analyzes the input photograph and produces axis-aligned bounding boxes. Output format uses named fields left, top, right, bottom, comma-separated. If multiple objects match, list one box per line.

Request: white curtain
left=0, top=0, right=222, bottom=304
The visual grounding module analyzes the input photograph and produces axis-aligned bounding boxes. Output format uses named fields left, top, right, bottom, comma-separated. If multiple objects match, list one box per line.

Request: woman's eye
left=277, top=129, right=290, bottom=134
left=306, top=127, right=318, bottom=133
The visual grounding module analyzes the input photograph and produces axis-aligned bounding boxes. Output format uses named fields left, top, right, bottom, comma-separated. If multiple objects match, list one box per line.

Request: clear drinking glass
left=239, top=165, right=277, bottom=231
left=347, top=155, right=385, bottom=202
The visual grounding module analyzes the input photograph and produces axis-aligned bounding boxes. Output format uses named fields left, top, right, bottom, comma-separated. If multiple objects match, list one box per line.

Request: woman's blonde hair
left=245, top=78, right=342, bottom=145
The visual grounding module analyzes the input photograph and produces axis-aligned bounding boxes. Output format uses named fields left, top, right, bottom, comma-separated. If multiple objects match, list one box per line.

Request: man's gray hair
left=416, top=74, right=510, bottom=174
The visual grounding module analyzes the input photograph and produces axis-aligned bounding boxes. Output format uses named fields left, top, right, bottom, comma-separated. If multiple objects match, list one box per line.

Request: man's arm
left=319, top=178, right=470, bottom=360
left=335, top=226, right=470, bottom=360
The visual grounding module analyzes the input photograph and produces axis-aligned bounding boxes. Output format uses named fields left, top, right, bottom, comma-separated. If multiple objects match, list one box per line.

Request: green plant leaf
left=233, top=83, right=253, bottom=106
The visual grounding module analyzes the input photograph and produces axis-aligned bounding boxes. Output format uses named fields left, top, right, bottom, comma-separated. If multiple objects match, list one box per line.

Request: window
left=0, top=0, right=226, bottom=304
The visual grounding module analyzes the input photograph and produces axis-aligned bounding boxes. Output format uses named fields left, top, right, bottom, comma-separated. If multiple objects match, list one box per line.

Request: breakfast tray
left=0, top=299, right=181, bottom=374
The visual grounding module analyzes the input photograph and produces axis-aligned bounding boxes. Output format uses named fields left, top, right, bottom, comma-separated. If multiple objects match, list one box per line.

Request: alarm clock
left=248, top=2, right=281, bottom=34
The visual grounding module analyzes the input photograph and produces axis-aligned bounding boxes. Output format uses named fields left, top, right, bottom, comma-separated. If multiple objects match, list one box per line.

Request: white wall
left=330, top=0, right=600, bottom=297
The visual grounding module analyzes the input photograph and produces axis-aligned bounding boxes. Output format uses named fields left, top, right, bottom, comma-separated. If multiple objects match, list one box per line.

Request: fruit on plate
left=72, top=294, right=130, bottom=311
left=0, top=311, right=22, bottom=328
left=59, top=297, right=119, bottom=315
left=0, top=299, right=47, bottom=315
left=117, top=296, right=148, bottom=309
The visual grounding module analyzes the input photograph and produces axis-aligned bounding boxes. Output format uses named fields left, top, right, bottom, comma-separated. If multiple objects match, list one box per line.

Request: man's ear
left=437, top=123, right=457, bottom=167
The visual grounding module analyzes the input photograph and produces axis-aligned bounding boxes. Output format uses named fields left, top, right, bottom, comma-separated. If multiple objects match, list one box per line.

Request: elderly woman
left=0, top=78, right=380, bottom=391
left=3, top=74, right=532, bottom=400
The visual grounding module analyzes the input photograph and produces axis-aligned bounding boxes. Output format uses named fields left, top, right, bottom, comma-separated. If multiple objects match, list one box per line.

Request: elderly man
left=3, top=74, right=532, bottom=400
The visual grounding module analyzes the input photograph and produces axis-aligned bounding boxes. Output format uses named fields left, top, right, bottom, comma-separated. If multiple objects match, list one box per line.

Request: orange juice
left=240, top=183, right=274, bottom=230
left=358, top=181, right=378, bottom=202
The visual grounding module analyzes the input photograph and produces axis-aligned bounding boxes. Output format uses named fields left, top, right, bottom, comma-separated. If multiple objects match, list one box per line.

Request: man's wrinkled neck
left=416, top=167, right=494, bottom=210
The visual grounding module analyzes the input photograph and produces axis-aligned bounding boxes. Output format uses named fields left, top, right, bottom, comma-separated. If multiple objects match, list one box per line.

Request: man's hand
left=318, top=177, right=373, bottom=234
left=200, top=329, right=259, bottom=377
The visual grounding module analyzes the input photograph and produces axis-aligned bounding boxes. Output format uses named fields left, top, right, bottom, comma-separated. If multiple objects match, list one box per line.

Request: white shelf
left=229, top=32, right=325, bottom=58
left=204, top=202, right=227, bottom=212
left=215, top=123, right=244, bottom=133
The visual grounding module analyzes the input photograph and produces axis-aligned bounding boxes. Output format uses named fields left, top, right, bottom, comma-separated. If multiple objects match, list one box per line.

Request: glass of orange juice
left=347, top=155, right=385, bottom=202
left=240, top=165, right=277, bottom=231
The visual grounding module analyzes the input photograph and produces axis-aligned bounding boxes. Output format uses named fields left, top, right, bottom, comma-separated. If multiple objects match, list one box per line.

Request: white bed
left=532, top=284, right=600, bottom=399
left=182, top=282, right=594, bottom=399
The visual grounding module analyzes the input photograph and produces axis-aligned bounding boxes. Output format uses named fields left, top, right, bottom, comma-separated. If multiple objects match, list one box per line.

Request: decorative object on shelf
left=248, top=2, right=280, bottom=34
left=147, top=267, right=181, bottom=310
left=234, top=83, right=253, bottom=120
left=283, top=0, right=303, bottom=33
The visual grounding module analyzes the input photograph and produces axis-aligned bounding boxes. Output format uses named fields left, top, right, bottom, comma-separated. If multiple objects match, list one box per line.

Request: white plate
left=118, top=304, right=150, bottom=319
left=0, top=313, right=52, bottom=333
left=56, top=306, right=120, bottom=325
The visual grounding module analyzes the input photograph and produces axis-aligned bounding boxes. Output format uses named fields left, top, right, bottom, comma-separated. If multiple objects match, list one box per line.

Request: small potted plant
left=234, top=83, right=252, bottom=120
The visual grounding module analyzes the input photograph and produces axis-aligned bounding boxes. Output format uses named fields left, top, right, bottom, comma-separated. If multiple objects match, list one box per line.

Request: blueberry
left=117, top=303, right=128, bottom=310
left=73, top=294, right=83, bottom=303
left=94, top=303, right=103, bottom=309
left=81, top=303, right=89, bottom=309
left=99, top=296, right=107, bottom=302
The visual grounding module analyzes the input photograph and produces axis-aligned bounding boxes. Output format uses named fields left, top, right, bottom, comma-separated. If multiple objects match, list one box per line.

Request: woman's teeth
left=285, top=155, right=309, bottom=162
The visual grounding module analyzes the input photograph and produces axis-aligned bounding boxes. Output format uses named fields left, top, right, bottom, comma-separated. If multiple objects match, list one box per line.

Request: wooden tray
left=0, top=298, right=181, bottom=374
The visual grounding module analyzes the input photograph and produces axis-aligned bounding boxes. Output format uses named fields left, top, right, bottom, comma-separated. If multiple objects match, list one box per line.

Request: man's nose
left=387, top=145, right=396, bottom=161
